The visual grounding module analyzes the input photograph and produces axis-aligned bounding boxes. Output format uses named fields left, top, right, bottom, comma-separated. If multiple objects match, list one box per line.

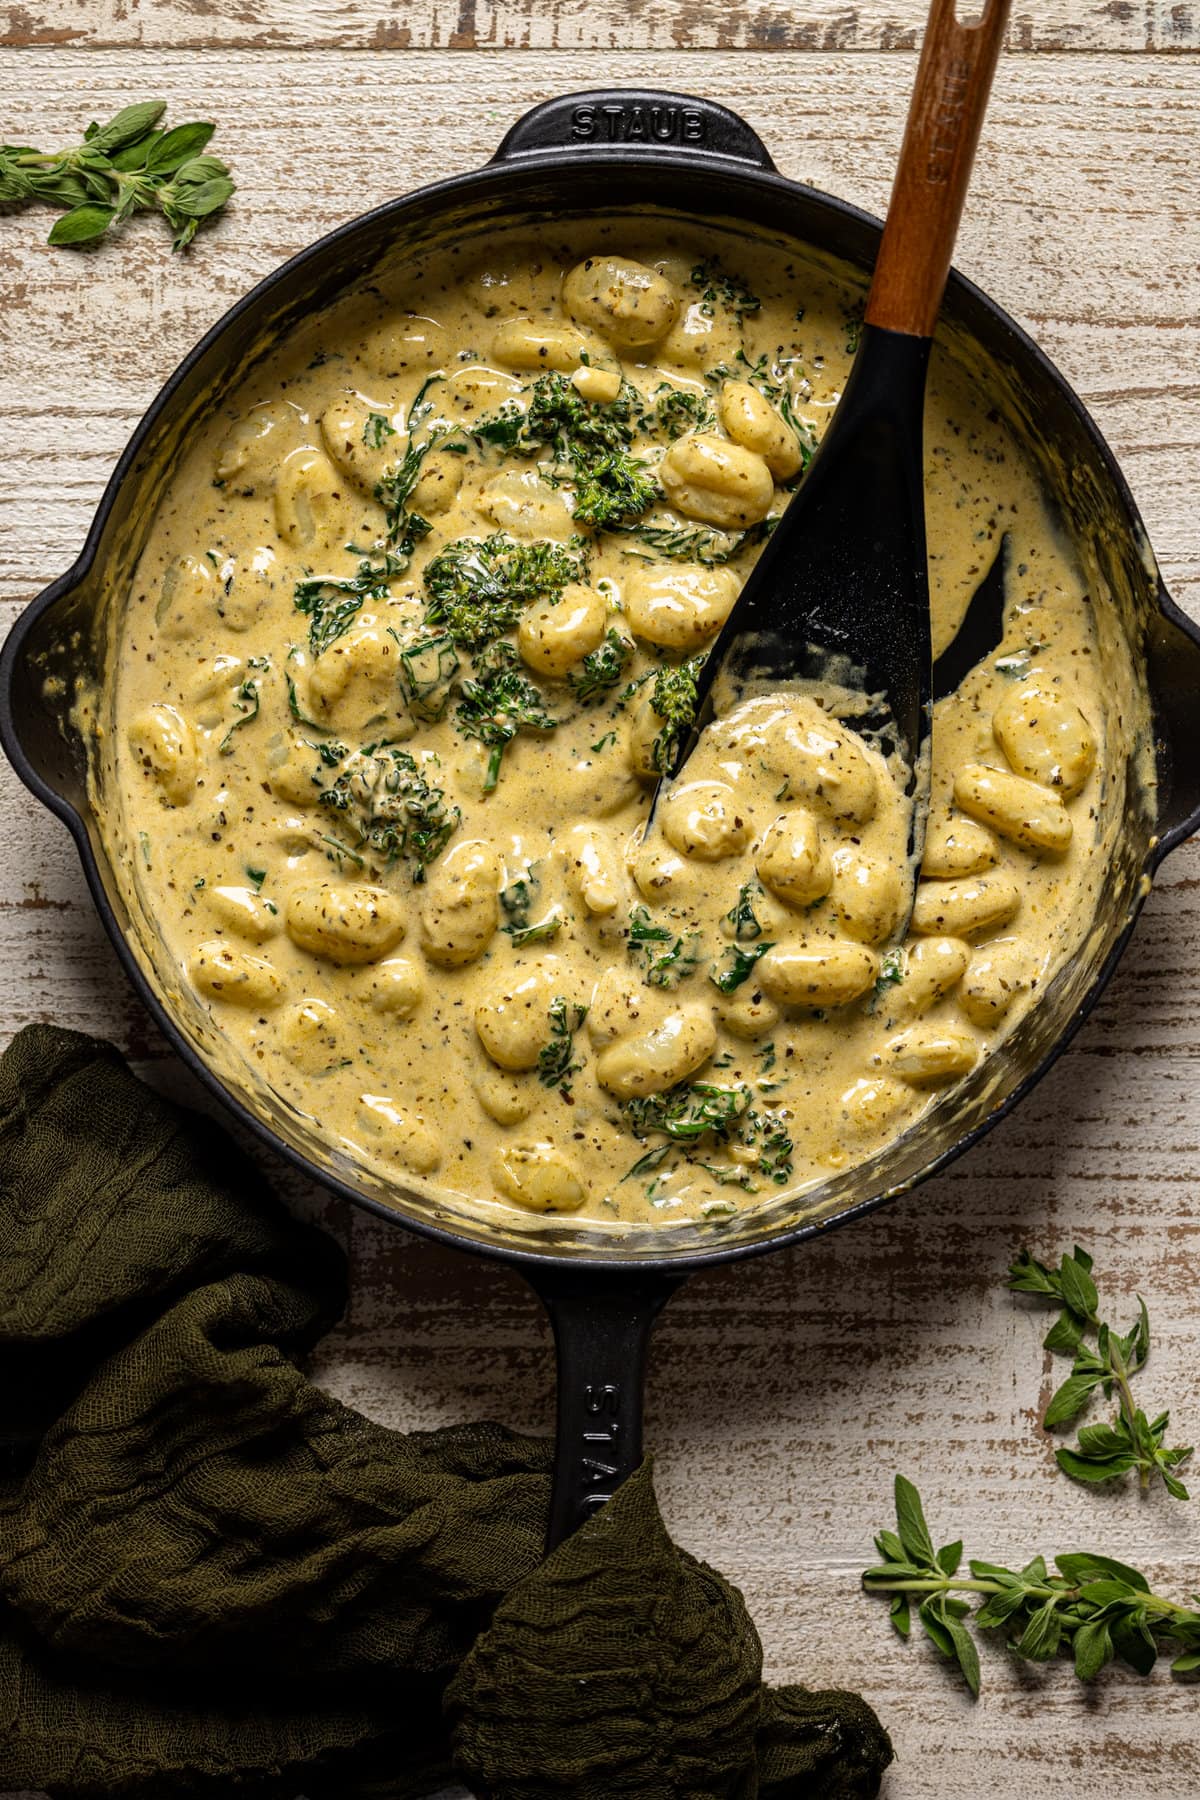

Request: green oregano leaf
left=47, top=203, right=114, bottom=245
left=894, top=1475, right=936, bottom=1568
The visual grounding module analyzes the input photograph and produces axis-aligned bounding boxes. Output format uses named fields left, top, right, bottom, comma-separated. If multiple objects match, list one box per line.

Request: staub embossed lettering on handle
left=579, top=1381, right=621, bottom=1510
left=571, top=103, right=706, bottom=146
left=924, top=54, right=971, bottom=183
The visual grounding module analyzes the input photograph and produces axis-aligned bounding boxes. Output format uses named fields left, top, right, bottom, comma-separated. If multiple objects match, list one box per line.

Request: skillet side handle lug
left=524, top=1267, right=686, bottom=1551
left=1147, top=586, right=1200, bottom=856
left=491, top=90, right=775, bottom=171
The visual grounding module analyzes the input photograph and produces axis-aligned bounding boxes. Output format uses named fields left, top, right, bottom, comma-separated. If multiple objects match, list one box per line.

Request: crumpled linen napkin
left=0, top=1023, right=892, bottom=1799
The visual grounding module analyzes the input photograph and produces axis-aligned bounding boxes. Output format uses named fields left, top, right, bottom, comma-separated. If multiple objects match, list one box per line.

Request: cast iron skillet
left=4, top=90, right=1200, bottom=1548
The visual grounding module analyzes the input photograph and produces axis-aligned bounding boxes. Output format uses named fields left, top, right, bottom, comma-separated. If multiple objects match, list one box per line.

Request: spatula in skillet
left=656, top=0, right=1013, bottom=876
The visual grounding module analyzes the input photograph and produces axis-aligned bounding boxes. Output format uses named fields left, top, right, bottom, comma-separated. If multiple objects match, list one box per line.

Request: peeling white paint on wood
left=1, top=23, right=1199, bottom=1800
left=2, top=0, right=1198, bottom=54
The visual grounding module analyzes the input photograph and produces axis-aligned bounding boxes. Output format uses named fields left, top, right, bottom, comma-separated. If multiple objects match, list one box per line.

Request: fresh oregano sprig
left=1008, top=1245, right=1192, bottom=1499
left=863, top=1476, right=1200, bottom=1692
left=0, top=100, right=233, bottom=250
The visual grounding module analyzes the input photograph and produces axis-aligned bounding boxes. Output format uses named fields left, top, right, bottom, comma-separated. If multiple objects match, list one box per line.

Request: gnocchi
left=127, top=706, right=198, bottom=807
left=479, top=468, right=577, bottom=540
left=911, top=873, right=1021, bottom=940
left=828, top=848, right=905, bottom=946
left=715, top=986, right=780, bottom=1040
left=359, top=312, right=450, bottom=377
left=320, top=395, right=397, bottom=495
left=559, top=822, right=624, bottom=916
left=660, top=781, right=752, bottom=861
left=278, top=998, right=343, bottom=1074
left=265, top=737, right=324, bottom=807
left=953, top=763, right=1073, bottom=855
left=215, top=547, right=280, bottom=635
left=274, top=447, right=361, bottom=554
left=518, top=583, right=608, bottom=676
left=475, top=962, right=571, bottom=1071
left=586, top=966, right=652, bottom=1046
left=658, top=433, right=775, bottom=530
left=920, top=815, right=999, bottom=879
left=206, top=884, right=281, bottom=942
left=839, top=1075, right=912, bottom=1141
left=596, top=1005, right=718, bottom=1099
left=755, top=809, right=832, bottom=908
left=410, top=448, right=465, bottom=518
left=190, top=942, right=283, bottom=1010
left=892, top=936, right=970, bottom=1019
left=357, top=1094, right=441, bottom=1174
left=215, top=401, right=299, bottom=489
left=573, top=363, right=623, bottom=404
left=366, top=957, right=426, bottom=1018
left=475, top=1070, right=534, bottom=1125
left=718, top=380, right=804, bottom=480
left=562, top=257, right=678, bottom=353
left=660, top=299, right=740, bottom=370
left=958, top=938, right=1035, bottom=1028
left=307, top=621, right=409, bottom=732
left=993, top=683, right=1096, bottom=798
left=757, top=940, right=879, bottom=1008
left=286, top=882, right=407, bottom=965
left=768, top=705, right=879, bottom=825
left=492, top=1142, right=586, bottom=1212
left=890, top=1026, right=979, bottom=1087
left=419, top=840, right=501, bottom=967
left=156, top=555, right=215, bottom=642
left=491, top=318, right=596, bottom=374
left=622, top=565, right=739, bottom=651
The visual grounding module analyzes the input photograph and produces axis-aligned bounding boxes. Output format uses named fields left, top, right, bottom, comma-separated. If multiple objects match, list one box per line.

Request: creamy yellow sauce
left=102, top=225, right=1115, bottom=1230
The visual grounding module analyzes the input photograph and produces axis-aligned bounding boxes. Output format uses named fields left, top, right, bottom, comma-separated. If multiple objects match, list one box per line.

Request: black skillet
left=3, top=87, right=1200, bottom=1550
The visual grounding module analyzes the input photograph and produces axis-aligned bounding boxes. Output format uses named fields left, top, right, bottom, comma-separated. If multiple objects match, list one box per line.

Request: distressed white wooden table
left=2, top=5, right=1199, bottom=1795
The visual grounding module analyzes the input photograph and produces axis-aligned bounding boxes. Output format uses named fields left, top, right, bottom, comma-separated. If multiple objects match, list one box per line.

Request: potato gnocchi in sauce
left=108, top=227, right=1110, bottom=1229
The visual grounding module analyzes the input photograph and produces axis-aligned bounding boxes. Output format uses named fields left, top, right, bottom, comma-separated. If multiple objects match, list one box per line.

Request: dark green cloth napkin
left=0, top=1024, right=892, bottom=1799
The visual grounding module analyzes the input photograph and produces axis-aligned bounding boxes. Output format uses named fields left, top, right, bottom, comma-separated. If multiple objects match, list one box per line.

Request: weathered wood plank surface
left=3, top=0, right=1199, bottom=53
left=2, top=33, right=1199, bottom=1800
left=3, top=52, right=1198, bottom=613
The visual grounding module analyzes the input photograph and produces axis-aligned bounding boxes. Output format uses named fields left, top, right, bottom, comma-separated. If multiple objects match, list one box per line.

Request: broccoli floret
left=570, top=448, right=657, bottom=528
left=314, top=743, right=460, bottom=881
left=523, top=372, right=639, bottom=459
left=646, top=654, right=705, bottom=774
left=569, top=627, right=633, bottom=703
left=455, top=646, right=557, bottom=791
left=423, top=534, right=586, bottom=649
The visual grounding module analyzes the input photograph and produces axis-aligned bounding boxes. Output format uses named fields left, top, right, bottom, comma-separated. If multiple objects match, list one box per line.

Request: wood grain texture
left=2, top=0, right=1199, bottom=53
left=2, top=31, right=1199, bottom=1800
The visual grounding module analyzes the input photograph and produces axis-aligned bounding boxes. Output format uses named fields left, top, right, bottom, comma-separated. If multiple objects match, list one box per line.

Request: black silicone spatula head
left=677, top=324, right=934, bottom=785
left=660, top=0, right=1013, bottom=871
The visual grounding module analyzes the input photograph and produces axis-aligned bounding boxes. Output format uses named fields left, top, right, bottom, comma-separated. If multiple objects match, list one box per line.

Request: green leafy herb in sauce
left=627, top=905, right=703, bottom=988
left=423, top=534, right=586, bottom=649
left=314, top=743, right=460, bottom=881
left=569, top=627, right=633, bottom=703
left=537, top=996, right=588, bottom=1094
left=455, top=645, right=557, bottom=791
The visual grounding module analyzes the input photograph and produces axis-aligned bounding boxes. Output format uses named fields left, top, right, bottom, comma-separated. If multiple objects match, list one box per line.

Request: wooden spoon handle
left=865, top=0, right=1012, bottom=338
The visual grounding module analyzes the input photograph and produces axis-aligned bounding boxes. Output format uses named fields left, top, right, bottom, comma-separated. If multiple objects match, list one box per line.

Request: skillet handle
left=524, top=1267, right=686, bottom=1549
left=491, top=90, right=775, bottom=171
left=1147, top=585, right=1200, bottom=858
